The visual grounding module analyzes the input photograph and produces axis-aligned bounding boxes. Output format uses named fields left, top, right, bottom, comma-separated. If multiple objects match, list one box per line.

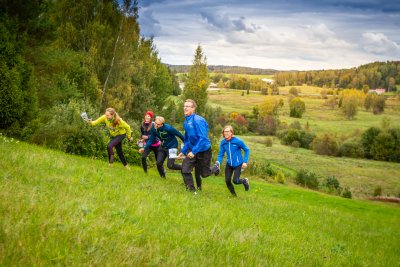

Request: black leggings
left=142, top=145, right=165, bottom=177
left=225, top=165, right=245, bottom=195
left=108, top=134, right=127, bottom=166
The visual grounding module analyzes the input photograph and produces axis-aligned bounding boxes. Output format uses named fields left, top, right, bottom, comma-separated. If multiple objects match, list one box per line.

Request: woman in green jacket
left=89, top=107, right=132, bottom=168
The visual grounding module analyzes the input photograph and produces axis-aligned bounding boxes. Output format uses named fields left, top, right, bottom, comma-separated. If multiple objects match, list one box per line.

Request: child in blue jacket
left=216, top=125, right=250, bottom=196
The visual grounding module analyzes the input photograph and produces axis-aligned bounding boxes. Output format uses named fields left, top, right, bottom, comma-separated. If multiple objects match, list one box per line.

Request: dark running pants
left=181, top=148, right=217, bottom=191
left=108, top=134, right=127, bottom=166
left=142, top=145, right=165, bottom=177
left=225, top=165, right=245, bottom=195
left=159, top=147, right=182, bottom=171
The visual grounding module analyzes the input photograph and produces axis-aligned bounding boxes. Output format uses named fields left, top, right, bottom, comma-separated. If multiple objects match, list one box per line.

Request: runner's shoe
left=243, top=178, right=250, bottom=191
left=214, top=161, right=220, bottom=176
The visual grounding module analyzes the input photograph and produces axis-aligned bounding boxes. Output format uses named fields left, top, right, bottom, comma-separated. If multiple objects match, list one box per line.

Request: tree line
left=274, top=61, right=399, bottom=90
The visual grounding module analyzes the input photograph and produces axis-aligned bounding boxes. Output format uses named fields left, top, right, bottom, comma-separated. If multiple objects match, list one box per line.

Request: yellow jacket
left=90, top=115, right=131, bottom=139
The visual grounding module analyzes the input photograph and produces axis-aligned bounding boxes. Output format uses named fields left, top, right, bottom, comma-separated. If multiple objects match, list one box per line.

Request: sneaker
left=243, top=178, right=250, bottom=191
left=193, top=191, right=198, bottom=195
left=214, top=161, right=220, bottom=176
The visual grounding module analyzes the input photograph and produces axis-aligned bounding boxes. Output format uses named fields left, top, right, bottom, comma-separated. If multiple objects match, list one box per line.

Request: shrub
left=274, top=171, right=286, bottom=184
left=295, top=169, right=319, bottom=189
left=342, top=187, right=352, bottom=199
left=311, top=134, right=339, bottom=156
left=370, top=132, right=396, bottom=162
left=263, top=137, right=273, bottom=147
left=278, top=129, right=315, bottom=149
left=361, top=127, right=381, bottom=159
left=256, top=115, right=279, bottom=135
left=325, top=176, right=340, bottom=190
left=247, top=160, right=277, bottom=180
left=372, top=95, right=385, bottom=114
left=373, top=186, right=382, bottom=197
left=339, top=140, right=364, bottom=158
left=291, top=140, right=300, bottom=148
left=289, top=97, right=306, bottom=118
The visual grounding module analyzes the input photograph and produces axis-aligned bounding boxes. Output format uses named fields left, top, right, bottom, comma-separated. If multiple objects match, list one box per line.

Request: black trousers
left=158, top=147, right=182, bottom=171
left=225, top=165, right=245, bottom=195
left=182, top=148, right=217, bottom=191
left=108, top=134, right=127, bottom=166
left=142, top=145, right=165, bottom=177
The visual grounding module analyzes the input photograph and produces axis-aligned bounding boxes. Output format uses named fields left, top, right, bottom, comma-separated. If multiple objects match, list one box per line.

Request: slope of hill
left=1, top=137, right=399, bottom=266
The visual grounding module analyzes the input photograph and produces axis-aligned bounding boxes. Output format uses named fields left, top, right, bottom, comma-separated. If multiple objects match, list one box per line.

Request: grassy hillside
left=242, top=136, right=400, bottom=198
left=1, top=137, right=399, bottom=266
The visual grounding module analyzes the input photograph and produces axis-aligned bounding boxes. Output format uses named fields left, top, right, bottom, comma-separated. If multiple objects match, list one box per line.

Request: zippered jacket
left=145, top=123, right=184, bottom=150
left=217, top=136, right=250, bottom=168
left=181, top=113, right=211, bottom=155
left=90, top=115, right=131, bottom=139
left=141, top=122, right=160, bottom=146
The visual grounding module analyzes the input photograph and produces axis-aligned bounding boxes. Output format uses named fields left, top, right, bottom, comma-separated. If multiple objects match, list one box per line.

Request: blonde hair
left=155, top=116, right=165, bottom=124
left=105, top=107, right=121, bottom=127
left=184, top=99, right=197, bottom=109
left=222, top=125, right=234, bottom=137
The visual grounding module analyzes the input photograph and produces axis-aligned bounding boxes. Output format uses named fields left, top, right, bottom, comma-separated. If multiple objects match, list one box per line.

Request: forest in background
left=1, top=0, right=180, bottom=137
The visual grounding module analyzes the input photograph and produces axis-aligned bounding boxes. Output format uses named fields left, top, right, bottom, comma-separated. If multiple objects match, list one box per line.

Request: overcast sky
left=138, top=0, right=400, bottom=71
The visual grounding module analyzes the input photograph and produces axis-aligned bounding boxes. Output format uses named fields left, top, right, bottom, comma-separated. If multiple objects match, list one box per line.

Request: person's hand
left=242, top=163, right=248, bottom=169
left=139, top=148, right=144, bottom=154
left=187, top=152, right=195, bottom=159
left=177, top=153, right=184, bottom=159
left=141, top=135, right=148, bottom=140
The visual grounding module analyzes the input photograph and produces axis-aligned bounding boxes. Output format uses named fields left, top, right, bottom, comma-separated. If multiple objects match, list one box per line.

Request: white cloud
left=138, top=0, right=400, bottom=70
left=362, top=32, right=400, bottom=55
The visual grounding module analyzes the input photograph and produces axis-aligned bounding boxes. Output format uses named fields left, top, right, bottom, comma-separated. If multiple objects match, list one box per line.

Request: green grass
left=1, top=137, right=400, bottom=266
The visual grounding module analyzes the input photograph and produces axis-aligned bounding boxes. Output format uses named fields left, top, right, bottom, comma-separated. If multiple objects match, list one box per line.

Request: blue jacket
left=217, top=136, right=250, bottom=168
left=145, top=123, right=184, bottom=150
left=181, top=113, right=211, bottom=155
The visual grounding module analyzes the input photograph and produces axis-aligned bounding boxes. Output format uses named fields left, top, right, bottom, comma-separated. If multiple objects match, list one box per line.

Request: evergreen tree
left=182, top=45, right=209, bottom=115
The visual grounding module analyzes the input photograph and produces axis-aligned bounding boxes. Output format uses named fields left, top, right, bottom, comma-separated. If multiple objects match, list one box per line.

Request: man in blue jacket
left=216, top=125, right=250, bottom=196
left=177, top=99, right=220, bottom=193
left=139, top=116, right=185, bottom=177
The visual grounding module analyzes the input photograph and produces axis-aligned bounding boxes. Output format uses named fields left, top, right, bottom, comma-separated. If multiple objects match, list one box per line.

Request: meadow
left=1, top=136, right=399, bottom=266
left=208, top=87, right=400, bottom=198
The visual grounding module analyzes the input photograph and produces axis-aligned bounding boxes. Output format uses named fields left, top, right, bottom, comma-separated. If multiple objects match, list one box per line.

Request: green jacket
left=90, top=115, right=131, bottom=139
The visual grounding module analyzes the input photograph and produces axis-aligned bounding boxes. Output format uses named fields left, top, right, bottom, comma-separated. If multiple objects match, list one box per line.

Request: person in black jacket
left=139, top=111, right=165, bottom=177
left=139, top=116, right=185, bottom=177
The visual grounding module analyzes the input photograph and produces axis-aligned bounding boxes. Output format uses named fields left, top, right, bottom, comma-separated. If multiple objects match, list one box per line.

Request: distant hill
left=166, top=64, right=279, bottom=75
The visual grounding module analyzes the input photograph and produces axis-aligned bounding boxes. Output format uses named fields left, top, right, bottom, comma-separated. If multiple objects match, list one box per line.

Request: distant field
left=208, top=87, right=400, bottom=135
left=241, top=136, right=400, bottom=198
left=208, top=87, right=400, bottom=198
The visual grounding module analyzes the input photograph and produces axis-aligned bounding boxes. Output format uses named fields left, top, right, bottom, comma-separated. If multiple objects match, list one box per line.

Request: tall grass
left=1, top=137, right=399, bottom=266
